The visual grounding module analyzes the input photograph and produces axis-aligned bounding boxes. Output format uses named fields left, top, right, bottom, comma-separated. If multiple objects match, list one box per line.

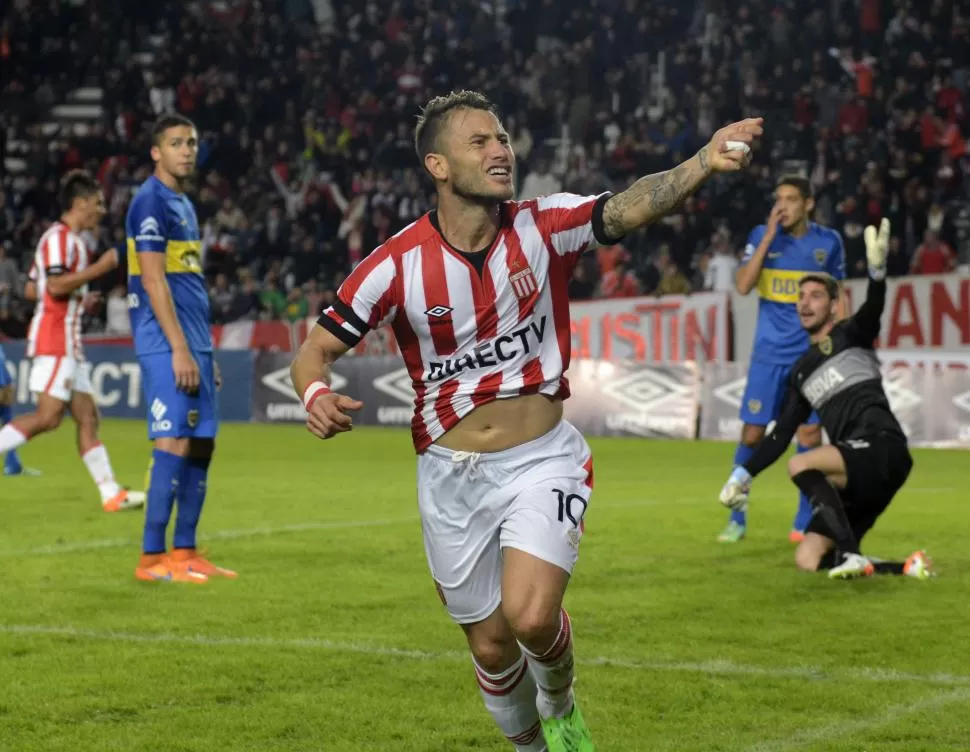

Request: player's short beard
left=451, top=167, right=513, bottom=205
left=803, top=307, right=834, bottom=335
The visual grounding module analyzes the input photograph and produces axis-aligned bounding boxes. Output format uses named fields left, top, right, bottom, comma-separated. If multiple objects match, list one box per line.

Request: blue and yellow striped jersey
left=743, top=221, right=845, bottom=365
left=125, top=176, right=211, bottom=356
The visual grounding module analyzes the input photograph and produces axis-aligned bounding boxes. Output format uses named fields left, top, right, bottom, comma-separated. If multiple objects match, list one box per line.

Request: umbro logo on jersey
left=425, top=305, right=453, bottom=319
left=767, top=252, right=783, bottom=259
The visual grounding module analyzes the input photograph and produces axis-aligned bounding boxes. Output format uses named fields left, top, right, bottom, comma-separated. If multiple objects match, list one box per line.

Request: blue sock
left=143, top=450, right=186, bottom=555
left=792, top=443, right=815, bottom=531
left=730, top=443, right=756, bottom=526
left=173, top=456, right=211, bottom=550
left=0, top=404, right=22, bottom=475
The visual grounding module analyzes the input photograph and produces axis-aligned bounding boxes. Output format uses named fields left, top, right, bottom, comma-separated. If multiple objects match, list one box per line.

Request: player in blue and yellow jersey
left=0, top=343, right=31, bottom=476
left=127, top=114, right=235, bottom=583
left=718, top=175, right=845, bottom=544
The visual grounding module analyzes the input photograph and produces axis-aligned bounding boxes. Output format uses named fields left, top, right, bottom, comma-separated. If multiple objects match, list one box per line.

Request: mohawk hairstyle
left=414, top=90, right=498, bottom=166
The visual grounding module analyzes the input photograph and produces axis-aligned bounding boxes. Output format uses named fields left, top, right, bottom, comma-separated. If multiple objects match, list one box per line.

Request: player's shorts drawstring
left=451, top=450, right=482, bottom=479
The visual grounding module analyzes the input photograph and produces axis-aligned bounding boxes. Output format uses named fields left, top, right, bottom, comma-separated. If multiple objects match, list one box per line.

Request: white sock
left=81, top=443, right=122, bottom=503
left=473, top=653, right=546, bottom=752
left=0, top=424, right=28, bottom=454
left=519, top=608, right=575, bottom=720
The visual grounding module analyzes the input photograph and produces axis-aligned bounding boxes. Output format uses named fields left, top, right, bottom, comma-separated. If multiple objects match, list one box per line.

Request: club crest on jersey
left=187, top=409, right=200, bottom=428
left=508, top=259, right=537, bottom=301
left=814, top=248, right=827, bottom=266
left=180, top=250, right=202, bottom=273
left=819, top=336, right=833, bottom=355
left=747, top=399, right=762, bottom=414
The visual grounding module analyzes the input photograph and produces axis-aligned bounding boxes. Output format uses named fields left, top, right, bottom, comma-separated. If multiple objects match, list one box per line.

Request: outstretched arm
left=848, top=218, right=890, bottom=345
left=600, top=118, right=763, bottom=240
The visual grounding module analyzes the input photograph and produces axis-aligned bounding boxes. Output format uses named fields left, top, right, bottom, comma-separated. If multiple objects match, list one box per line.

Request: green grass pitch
left=1, top=421, right=968, bottom=751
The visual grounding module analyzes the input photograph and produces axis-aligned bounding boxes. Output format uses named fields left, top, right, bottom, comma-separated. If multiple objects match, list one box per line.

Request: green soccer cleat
left=540, top=699, right=594, bottom=752
left=717, top=520, right=746, bottom=543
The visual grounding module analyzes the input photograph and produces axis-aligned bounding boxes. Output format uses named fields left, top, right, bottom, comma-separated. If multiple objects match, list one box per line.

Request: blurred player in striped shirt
left=0, top=170, right=144, bottom=511
left=291, top=90, right=763, bottom=751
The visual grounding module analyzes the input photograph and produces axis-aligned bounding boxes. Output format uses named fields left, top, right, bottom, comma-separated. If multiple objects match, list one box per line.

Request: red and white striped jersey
left=26, top=221, right=89, bottom=359
left=319, top=192, right=616, bottom=452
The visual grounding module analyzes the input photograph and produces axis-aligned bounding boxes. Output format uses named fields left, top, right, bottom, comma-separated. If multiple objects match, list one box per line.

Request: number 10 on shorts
left=554, top=488, right=587, bottom=527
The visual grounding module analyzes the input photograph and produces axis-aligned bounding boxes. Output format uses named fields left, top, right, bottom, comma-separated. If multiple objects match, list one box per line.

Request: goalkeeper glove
left=864, top=217, right=890, bottom=281
left=719, top=465, right=753, bottom=511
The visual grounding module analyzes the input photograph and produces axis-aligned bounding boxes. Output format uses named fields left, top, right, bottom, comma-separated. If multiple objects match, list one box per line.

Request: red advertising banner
left=568, top=292, right=729, bottom=363
left=194, top=291, right=733, bottom=362
left=835, top=274, right=968, bottom=351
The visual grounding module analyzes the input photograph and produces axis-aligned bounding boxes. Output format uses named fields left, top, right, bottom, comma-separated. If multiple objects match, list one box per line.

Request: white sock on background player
left=82, top=443, right=122, bottom=503
left=0, top=424, right=28, bottom=454
left=473, top=653, right=545, bottom=751
left=519, top=608, right=575, bottom=720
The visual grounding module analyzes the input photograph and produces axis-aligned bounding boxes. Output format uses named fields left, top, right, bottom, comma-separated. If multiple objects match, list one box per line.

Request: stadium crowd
left=1, top=0, right=968, bottom=339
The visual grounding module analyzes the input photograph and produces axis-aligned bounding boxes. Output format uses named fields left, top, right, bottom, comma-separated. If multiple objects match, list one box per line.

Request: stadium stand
left=1, top=0, right=967, bottom=340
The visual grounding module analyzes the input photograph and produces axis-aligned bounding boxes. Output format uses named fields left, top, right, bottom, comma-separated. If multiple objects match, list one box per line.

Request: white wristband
left=303, top=381, right=331, bottom=409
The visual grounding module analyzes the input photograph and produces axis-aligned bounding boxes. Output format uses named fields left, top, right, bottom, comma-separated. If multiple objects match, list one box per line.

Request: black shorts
left=807, top=432, right=913, bottom=545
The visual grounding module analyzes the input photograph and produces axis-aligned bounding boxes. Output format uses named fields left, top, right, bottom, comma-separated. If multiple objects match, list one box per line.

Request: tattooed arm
left=601, top=117, right=765, bottom=240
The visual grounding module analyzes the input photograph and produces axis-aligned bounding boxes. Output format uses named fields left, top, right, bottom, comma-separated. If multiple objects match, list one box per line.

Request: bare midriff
left=433, top=393, right=563, bottom=453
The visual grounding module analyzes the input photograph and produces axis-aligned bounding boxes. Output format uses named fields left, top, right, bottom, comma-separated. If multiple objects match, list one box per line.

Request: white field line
left=6, top=497, right=707, bottom=558
left=6, top=486, right=953, bottom=558
left=3, top=624, right=970, bottom=691
left=746, top=687, right=970, bottom=751
left=1, top=517, right=417, bottom=557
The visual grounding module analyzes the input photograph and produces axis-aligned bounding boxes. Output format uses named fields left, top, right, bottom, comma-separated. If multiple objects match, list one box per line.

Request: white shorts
left=418, top=420, right=593, bottom=625
left=28, top=356, right=93, bottom=403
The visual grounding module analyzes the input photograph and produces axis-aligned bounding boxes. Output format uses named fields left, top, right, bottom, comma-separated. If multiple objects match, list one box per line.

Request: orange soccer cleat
left=103, top=488, right=147, bottom=513
left=788, top=530, right=806, bottom=544
left=134, top=553, right=208, bottom=584
left=169, top=548, right=238, bottom=579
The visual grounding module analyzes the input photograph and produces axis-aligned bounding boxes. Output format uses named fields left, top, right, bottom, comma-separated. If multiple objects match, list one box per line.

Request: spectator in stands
left=600, top=258, right=640, bottom=299
left=640, top=245, right=673, bottom=295
left=568, top=261, right=597, bottom=301
left=519, top=158, right=562, bottom=200
left=910, top=229, right=957, bottom=274
left=703, top=229, right=739, bottom=292
left=1, top=0, right=967, bottom=338
left=210, top=272, right=236, bottom=325
left=259, top=276, right=286, bottom=321
left=104, top=285, right=131, bottom=335
left=284, top=286, right=308, bottom=323
left=228, top=271, right=261, bottom=322
left=656, top=261, right=692, bottom=297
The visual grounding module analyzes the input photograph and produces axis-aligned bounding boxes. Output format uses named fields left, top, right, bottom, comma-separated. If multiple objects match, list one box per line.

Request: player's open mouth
left=486, top=166, right=512, bottom=183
